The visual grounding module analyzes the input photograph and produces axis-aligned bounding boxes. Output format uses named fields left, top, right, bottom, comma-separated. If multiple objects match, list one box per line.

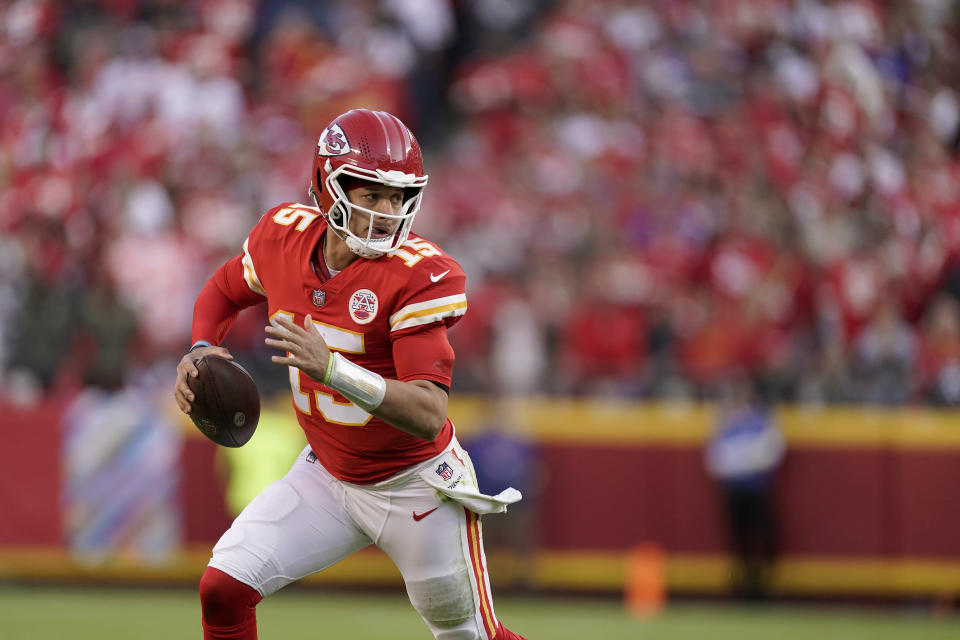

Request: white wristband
left=323, top=352, right=387, bottom=412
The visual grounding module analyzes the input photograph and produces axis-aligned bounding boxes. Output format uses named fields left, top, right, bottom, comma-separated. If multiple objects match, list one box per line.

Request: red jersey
left=200, top=202, right=467, bottom=483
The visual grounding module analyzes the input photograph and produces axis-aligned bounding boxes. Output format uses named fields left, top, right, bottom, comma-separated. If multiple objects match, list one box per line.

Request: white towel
left=419, top=445, right=522, bottom=515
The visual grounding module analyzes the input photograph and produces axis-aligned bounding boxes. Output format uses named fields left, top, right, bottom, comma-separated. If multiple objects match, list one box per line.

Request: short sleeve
left=392, top=323, right=455, bottom=385
left=389, top=262, right=467, bottom=337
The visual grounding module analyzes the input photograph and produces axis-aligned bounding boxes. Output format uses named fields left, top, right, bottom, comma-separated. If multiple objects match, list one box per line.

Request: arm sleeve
left=191, top=255, right=265, bottom=345
left=392, top=323, right=455, bottom=387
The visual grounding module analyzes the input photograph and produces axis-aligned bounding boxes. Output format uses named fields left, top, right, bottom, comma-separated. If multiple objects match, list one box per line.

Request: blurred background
left=2, top=0, right=960, bottom=637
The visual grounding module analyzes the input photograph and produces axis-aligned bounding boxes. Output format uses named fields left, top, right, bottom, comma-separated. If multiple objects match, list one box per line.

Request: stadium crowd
left=2, top=0, right=960, bottom=406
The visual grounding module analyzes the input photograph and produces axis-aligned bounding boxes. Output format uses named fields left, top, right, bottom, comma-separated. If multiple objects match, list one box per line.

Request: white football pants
left=208, top=438, right=503, bottom=639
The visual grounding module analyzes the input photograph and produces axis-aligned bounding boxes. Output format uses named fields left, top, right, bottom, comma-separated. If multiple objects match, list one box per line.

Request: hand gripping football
left=186, top=355, right=260, bottom=447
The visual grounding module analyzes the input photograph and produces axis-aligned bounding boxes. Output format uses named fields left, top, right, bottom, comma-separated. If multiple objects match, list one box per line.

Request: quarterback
left=173, top=109, right=526, bottom=640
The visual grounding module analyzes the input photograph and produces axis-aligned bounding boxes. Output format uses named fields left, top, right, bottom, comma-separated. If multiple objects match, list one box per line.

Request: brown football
left=186, top=355, right=260, bottom=448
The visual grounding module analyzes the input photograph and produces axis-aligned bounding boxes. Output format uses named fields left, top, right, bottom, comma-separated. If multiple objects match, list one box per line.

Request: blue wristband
left=190, top=340, right=212, bottom=352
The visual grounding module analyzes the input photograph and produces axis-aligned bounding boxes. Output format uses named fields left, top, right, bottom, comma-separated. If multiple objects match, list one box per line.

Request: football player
left=174, top=109, right=527, bottom=640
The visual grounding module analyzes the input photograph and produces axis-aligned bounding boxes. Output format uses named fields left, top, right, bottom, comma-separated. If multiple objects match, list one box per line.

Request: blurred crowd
left=3, top=0, right=960, bottom=406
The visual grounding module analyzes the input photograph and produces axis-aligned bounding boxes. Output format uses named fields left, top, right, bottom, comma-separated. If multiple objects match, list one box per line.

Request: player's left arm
left=379, top=322, right=456, bottom=439
left=264, top=315, right=451, bottom=440
left=373, top=378, right=449, bottom=441
left=375, top=253, right=466, bottom=439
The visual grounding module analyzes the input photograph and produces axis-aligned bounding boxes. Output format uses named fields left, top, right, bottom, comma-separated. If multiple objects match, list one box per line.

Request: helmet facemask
left=317, top=159, right=427, bottom=259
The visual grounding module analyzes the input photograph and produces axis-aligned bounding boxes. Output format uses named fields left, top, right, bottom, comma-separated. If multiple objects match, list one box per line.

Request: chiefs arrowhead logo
left=318, top=123, right=351, bottom=157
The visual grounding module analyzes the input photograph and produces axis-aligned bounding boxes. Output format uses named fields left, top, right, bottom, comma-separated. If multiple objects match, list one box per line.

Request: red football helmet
left=309, top=109, right=428, bottom=258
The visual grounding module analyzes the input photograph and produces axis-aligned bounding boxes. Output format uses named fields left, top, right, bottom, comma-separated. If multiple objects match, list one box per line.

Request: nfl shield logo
left=312, top=289, right=326, bottom=307
left=436, top=462, right=454, bottom=481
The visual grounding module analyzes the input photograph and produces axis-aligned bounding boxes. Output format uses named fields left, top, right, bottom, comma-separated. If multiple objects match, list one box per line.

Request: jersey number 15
left=271, top=310, right=371, bottom=427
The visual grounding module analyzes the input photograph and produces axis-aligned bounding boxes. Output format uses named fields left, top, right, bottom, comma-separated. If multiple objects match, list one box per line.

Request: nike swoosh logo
left=412, top=507, right=439, bottom=522
left=430, top=270, right=450, bottom=283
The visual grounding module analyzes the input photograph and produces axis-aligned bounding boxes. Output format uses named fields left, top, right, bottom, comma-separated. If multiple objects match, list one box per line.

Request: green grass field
left=0, top=586, right=957, bottom=639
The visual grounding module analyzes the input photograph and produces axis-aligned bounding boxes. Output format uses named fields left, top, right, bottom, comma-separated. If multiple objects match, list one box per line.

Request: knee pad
left=200, top=567, right=263, bottom=627
left=406, top=569, right=476, bottom=628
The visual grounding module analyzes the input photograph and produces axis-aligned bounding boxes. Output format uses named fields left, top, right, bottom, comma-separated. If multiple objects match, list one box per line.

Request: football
left=186, top=355, right=260, bottom=448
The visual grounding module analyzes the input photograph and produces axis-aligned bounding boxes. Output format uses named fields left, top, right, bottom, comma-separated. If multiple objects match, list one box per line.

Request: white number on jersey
left=270, top=311, right=372, bottom=426
left=391, top=238, right=442, bottom=268
left=272, top=204, right=320, bottom=231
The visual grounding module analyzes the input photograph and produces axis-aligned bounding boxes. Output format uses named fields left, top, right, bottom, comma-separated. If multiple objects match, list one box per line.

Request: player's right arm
left=174, top=249, right=267, bottom=414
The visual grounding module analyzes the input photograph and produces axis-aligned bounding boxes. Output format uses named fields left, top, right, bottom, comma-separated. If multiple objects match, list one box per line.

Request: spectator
left=6, top=218, right=80, bottom=391
left=849, top=297, right=918, bottom=404
left=917, top=294, right=960, bottom=405
left=705, top=373, right=785, bottom=601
